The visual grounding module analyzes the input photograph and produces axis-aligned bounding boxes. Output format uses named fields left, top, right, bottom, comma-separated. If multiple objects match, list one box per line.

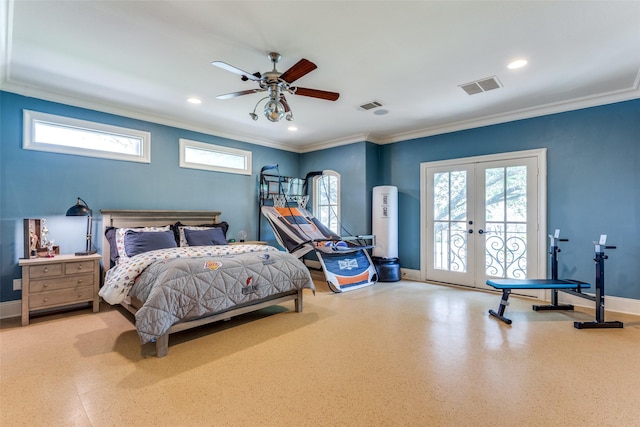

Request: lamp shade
left=66, top=198, right=92, bottom=217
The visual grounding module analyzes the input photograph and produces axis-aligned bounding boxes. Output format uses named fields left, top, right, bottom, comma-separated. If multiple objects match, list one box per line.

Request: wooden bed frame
left=100, top=209, right=304, bottom=357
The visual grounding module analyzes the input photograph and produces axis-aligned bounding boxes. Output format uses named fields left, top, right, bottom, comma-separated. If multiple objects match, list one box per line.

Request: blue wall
left=300, top=142, right=373, bottom=236
left=0, top=91, right=301, bottom=302
left=379, top=99, right=639, bottom=299
left=2, top=91, right=639, bottom=302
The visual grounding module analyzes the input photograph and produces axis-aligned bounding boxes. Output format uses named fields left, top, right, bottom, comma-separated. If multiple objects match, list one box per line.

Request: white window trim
left=23, top=110, right=151, bottom=163
left=313, top=170, right=341, bottom=234
left=179, top=138, right=252, bottom=175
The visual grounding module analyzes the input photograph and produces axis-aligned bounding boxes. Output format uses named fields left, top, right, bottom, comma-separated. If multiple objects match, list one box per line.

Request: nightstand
left=19, top=253, right=101, bottom=326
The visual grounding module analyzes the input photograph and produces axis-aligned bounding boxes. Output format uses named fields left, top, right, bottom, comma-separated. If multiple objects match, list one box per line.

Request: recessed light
left=288, top=126, right=298, bottom=131
left=507, top=59, right=528, bottom=69
left=187, top=97, right=202, bottom=104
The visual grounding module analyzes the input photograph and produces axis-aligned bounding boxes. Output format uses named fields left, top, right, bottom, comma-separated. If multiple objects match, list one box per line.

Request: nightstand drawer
left=29, top=274, right=95, bottom=293
left=28, top=264, right=63, bottom=279
left=29, top=285, right=95, bottom=309
left=64, top=261, right=96, bottom=275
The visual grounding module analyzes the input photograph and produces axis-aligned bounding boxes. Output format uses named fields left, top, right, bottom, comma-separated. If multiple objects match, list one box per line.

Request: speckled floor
left=2, top=277, right=640, bottom=426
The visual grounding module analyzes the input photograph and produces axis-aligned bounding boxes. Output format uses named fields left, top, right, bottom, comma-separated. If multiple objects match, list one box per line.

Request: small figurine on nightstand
left=29, top=231, right=38, bottom=259
left=39, top=219, right=59, bottom=257
left=45, top=240, right=56, bottom=257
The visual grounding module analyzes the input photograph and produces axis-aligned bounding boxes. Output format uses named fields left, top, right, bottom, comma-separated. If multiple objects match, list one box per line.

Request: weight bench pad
left=487, top=279, right=590, bottom=290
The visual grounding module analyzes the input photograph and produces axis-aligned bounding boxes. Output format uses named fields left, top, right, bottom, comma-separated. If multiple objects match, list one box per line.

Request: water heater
left=372, top=185, right=398, bottom=259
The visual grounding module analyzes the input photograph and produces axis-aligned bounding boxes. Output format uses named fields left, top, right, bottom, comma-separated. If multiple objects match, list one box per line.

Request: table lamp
left=66, top=197, right=97, bottom=256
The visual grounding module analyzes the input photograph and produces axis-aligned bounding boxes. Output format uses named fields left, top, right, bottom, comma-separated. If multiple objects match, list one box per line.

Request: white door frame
left=420, top=148, right=547, bottom=295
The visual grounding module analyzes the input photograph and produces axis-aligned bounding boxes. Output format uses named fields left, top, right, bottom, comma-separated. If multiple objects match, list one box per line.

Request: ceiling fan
left=212, top=52, right=340, bottom=122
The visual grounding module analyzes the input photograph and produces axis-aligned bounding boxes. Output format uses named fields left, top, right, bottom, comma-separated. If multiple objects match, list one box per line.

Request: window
left=23, top=110, right=150, bottom=163
left=313, top=170, right=340, bottom=234
left=179, top=139, right=252, bottom=175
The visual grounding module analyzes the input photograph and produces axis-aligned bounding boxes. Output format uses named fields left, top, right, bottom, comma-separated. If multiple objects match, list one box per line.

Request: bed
left=99, top=210, right=315, bottom=357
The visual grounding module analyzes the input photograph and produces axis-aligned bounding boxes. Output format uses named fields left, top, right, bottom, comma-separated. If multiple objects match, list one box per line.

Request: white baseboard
left=400, top=268, right=421, bottom=281
left=399, top=268, right=640, bottom=317
left=554, top=291, right=640, bottom=316
left=0, top=300, right=21, bottom=320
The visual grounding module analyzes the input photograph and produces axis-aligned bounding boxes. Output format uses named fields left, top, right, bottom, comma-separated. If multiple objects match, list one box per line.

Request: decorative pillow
left=183, top=227, right=228, bottom=246
left=123, top=230, right=177, bottom=257
left=113, top=225, right=172, bottom=262
left=105, top=227, right=119, bottom=266
left=174, top=221, right=229, bottom=247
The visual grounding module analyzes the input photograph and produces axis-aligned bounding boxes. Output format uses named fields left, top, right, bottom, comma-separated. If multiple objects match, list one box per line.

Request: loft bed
left=100, top=209, right=315, bottom=357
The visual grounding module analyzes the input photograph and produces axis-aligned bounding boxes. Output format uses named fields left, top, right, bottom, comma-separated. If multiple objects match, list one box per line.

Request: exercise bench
left=486, top=231, right=623, bottom=329
left=487, top=278, right=590, bottom=325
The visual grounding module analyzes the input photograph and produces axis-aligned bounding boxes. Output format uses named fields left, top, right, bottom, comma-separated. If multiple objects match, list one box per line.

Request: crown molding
left=0, top=81, right=306, bottom=153
left=375, top=78, right=640, bottom=145
left=4, top=64, right=639, bottom=153
left=298, top=133, right=371, bottom=153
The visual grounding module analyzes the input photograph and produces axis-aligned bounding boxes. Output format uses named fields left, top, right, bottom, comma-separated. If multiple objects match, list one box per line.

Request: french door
left=421, top=150, right=546, bottom=294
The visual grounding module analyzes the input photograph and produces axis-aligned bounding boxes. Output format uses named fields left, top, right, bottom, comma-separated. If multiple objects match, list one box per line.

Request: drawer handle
left=43, top=283, right=48, bottom=288
left=43, top=298, right=48, bottom=303
left=77, top=265, right=83, bottom=270
left=77, top=292, right=83, bottom=297
left=77, top=279, right=83, bottom=284
left=43, top=267, right=48, bottom=273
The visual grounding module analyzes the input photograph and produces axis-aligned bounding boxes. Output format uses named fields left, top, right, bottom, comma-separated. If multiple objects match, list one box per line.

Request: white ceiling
left=2, top=1, right=639, bottom=153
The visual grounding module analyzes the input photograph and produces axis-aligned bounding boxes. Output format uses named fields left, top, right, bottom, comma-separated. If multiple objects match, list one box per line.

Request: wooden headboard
left=100, top=209, right=222, bottom=271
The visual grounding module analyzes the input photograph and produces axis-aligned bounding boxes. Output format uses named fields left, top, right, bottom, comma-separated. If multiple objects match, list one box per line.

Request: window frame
left=179, top=138, right=252, bottom=175
left=23, top=110, right=151, bottom=163
left=313, top=170, right=341, bottom=234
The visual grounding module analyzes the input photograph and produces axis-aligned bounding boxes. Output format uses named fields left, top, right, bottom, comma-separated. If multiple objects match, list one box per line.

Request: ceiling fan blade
left=280, top=59, right=317, bottom=84
left=280, top=95, right=291, bottom=112
left=216, top=89, right=266, bottom=100
left=212, top=61, right=262, bottom=82
left=293, top=87, right=340, bottom=101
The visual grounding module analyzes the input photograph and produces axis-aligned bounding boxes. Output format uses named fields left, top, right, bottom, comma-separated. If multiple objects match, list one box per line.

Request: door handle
left=478, top=229, right=484, bottom=234
left=468, top=229, right=473, bottom=234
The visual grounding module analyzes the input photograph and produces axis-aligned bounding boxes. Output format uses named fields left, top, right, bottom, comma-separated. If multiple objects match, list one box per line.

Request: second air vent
left=358, top=101, right=383, bottom=111
left=460, top=76, right=502, bottom=95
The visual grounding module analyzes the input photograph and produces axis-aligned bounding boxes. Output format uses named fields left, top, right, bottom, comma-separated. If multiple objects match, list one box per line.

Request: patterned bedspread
left=99, top=245, right=315, bottom=343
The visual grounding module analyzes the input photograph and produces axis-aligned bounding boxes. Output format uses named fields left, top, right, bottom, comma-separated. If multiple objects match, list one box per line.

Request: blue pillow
left=105, top=227, right=119, bottom=265
left=124, top=230, right=177, bottom=257
left=184, top=227, right=228, bottom=246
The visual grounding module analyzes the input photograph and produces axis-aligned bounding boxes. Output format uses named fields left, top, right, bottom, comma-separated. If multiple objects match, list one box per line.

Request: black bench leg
left=532, top=289, right=575, bottom=311
left=574, top=284, right=623, bottom=329
left=489, top=289, right=513, bottom=325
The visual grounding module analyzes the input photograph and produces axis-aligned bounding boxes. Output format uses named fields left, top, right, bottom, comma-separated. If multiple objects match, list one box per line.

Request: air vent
left=358, top=101, right=383, bottom=111
left=459, top=76, right=502, bottom=95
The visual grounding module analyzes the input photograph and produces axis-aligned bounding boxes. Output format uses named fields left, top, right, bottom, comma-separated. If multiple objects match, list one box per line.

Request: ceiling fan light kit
left=212, top=52, right=339, bottom=123
left=264, top=99, right=285, bottom=122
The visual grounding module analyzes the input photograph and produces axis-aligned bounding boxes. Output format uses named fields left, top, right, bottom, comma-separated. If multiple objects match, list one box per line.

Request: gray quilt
left=128, top=250, right=314, bottom=343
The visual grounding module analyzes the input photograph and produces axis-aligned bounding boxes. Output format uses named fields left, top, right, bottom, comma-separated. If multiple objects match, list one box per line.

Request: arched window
left=313, top=170, right=340, bottom=234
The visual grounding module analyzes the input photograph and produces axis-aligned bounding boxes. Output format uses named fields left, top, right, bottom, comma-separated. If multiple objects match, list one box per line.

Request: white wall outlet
left=13, top=279, right=22, bottom=291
